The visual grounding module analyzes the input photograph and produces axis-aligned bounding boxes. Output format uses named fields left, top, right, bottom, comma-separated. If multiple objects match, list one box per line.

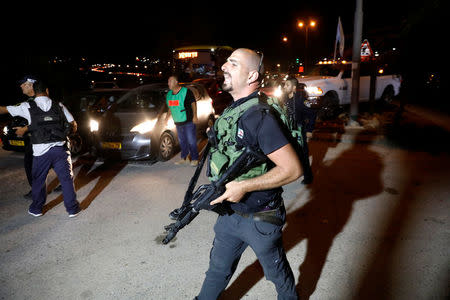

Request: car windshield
left=116, top=86, right=166, bottom=111
left=305, top=65, right=341, bottom=77
left=65, top=90, right=128, bottom=112
left=183, top=84, right=208, bottom=100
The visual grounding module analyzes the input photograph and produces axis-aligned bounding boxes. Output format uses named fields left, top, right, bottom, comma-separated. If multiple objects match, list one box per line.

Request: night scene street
left=1, top=1, right=448, bottom=300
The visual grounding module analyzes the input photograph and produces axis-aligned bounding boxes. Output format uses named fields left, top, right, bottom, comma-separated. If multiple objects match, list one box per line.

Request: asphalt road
left=0, top=109, right=449, bottom=299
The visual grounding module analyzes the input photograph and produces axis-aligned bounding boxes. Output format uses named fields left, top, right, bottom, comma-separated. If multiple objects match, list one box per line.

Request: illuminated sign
left=178, top=52, right=198, bottom=59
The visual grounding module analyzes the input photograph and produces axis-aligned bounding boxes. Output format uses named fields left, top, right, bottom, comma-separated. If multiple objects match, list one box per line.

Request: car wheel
left=318, top=92, right=340, bottom=120
left=380, top=85, right=395, bottom=104
left=159, top=131, right=176, bottom=161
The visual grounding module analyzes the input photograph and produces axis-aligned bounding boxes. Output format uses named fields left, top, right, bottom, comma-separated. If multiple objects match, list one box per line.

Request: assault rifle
left=162, top=144, right=266, bottom=244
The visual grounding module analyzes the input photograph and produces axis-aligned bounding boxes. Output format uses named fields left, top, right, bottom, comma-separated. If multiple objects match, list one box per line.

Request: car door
left=339, top=67, right=373, bottom=104
left=358, top=64, right=371, bottom=102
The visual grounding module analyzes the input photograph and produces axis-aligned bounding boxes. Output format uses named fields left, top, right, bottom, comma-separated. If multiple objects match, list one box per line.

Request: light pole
left=281, top=36, right=291, bottom=72
left=350, top=0, right=363, bottom=124
left=297, top=19, right=316, bottom=73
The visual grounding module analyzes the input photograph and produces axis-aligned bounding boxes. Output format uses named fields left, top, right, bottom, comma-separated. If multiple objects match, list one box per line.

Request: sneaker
left=174, top=158, right=188, bottom=165
left=28, top=210, right=43, bottom=217
left=190, top=160, right=199, bottom=167
left=68, top=210, right=80, bottom=218
left=23, top=190, right=32, bottom=200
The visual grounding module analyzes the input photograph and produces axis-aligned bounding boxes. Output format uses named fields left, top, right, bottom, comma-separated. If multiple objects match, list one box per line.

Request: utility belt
left=234, top=202, right=285, bottom=226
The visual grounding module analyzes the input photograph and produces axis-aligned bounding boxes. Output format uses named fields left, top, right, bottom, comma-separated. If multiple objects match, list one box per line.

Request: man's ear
left=247, top=70, right=260, bottom=85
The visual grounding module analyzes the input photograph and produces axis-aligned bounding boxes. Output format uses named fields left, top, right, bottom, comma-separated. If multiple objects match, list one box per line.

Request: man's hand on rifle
left=210, top=180, right=247, bottom=205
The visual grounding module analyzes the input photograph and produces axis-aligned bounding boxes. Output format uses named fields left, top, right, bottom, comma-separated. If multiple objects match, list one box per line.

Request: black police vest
left=28, top=100, right=70, bottom=144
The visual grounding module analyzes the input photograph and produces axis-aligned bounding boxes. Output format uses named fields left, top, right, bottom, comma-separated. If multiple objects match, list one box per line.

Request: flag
left=334, top=17, right=345, bottom=60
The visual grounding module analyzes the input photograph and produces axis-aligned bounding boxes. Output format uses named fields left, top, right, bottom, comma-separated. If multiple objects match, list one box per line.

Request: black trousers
left=298, top=105, right=318, bottom=133
left=298, top=124, right=313, bottom=181
left=197, top=207, right=298, bottom=300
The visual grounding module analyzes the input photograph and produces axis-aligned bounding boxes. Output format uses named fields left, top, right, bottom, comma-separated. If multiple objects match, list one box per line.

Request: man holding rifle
left=195, top=48, right=302, bottom=299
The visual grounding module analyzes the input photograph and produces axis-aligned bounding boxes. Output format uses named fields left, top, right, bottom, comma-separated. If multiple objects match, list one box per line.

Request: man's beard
left=222, top=72, right=232, bottom=92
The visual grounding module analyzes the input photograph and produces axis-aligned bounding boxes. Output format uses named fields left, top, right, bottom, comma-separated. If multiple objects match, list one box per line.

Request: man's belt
left=234, top=203, right=284, bottom=226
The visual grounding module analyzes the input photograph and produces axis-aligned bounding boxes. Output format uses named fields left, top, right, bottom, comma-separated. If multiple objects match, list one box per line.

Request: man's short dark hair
left=33, top=80, right=48, bottom=94
left=285, top=76, right=298, bottom=88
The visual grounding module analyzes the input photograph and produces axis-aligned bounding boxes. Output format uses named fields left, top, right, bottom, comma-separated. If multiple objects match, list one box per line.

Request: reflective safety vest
left=208, top=95, right=304, bottom=183
left=166, top=87, right=188, bottom=123
left=28, top=100, right=70, bottom=144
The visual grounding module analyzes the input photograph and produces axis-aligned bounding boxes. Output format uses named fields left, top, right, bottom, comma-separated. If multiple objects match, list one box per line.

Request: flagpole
left=334, top=17, right=339, bottom=62
left=334, top=16, right=343, bottom=62
left=334, top=36, right=337, bottom=62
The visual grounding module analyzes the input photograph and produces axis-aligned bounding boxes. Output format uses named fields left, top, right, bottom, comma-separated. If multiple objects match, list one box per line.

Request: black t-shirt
left=285, top=92, right=304, bottom=126
left=228, top=92, right=290, bottom=213
left=172, top=88, right=196, bottom=125
left=284, top=91, right=315, bottom=127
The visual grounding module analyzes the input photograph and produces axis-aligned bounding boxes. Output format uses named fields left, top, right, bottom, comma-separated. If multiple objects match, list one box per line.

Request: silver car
left=89, top=83, right=215, bottom=161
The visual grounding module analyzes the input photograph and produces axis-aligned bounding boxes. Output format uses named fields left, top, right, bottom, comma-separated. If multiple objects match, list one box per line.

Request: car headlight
left=130, top=119, right=157, bottom=134
left=90, top=119, right=99, bottom=132
left=305, top=86, right=323, bottom=97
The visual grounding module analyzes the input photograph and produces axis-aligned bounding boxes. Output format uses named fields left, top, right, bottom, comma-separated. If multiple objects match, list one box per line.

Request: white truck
left=296, top=63, right=402, bottom=119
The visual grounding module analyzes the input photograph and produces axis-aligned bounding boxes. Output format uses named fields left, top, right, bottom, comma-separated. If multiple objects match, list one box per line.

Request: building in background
left=172, top=45, right=233, bottom=80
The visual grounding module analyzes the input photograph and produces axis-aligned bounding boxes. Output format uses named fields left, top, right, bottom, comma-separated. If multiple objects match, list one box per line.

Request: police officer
left=165, top=74, right=199, bottom=166
left=0, top=80, right=80, bottom=217
left=13, top=76, right=38, bottom=199
left=283, top=76, right=314, bottom=184
left=196, top=49, right=302, bottom=299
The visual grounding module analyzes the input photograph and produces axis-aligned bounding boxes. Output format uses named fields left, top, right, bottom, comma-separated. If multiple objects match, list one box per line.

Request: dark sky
left=8, top=1, right=407, bottom=58
left=3, top=0, right=443, bottom=102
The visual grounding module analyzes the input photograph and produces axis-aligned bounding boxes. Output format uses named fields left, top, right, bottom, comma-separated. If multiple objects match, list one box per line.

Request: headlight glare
left=90, top=120, right=99, bottom=132
left=305, top=86, right=323, bottom=96
left=130, top=119, right=157, bottom=134
left=274, top=85, right=282, bottom=98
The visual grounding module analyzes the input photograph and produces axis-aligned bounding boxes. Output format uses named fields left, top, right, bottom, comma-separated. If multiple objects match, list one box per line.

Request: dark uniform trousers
left=298, top=123, right=313, bottom=182
left=298, top=105, right=317, bottom=134
left=197, top=205, right=298, bottom=300
left=29, top=146, right=80, bottom=215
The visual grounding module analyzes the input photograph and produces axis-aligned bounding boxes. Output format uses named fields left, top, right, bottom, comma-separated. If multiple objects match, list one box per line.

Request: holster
left=234, top=203, right=285, bottom=226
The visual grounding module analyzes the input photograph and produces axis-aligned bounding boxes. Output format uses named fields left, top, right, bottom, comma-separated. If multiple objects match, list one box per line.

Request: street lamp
left=297, top=19, right=317, bottom=72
